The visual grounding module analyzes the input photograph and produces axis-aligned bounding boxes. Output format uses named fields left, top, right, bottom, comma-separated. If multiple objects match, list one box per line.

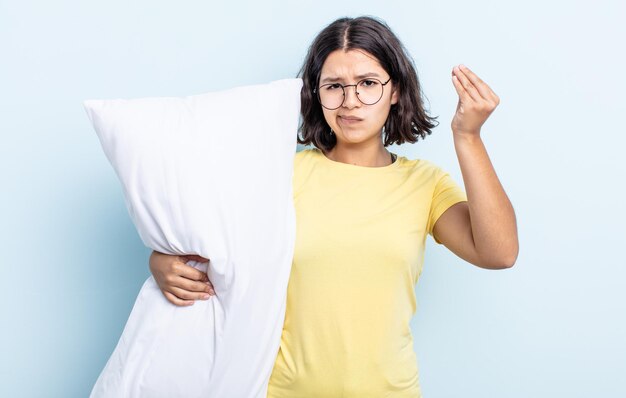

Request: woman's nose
left=342, top=85, right=361, bottom=108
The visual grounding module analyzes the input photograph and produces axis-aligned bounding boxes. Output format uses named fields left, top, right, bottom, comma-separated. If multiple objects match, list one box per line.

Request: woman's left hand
left=450, top=64, right=500, bottom=137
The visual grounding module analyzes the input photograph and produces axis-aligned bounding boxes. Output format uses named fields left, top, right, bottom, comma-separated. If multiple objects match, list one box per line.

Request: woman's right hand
left=149, top=250, right=215, bottom=306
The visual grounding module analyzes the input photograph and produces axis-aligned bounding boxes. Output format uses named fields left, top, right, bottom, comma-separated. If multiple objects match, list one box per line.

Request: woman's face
left=318, top=49, right=398, bottom=148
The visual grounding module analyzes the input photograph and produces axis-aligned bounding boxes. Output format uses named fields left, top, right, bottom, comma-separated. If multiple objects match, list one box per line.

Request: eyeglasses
left=314, top=77, right=392, bottom=110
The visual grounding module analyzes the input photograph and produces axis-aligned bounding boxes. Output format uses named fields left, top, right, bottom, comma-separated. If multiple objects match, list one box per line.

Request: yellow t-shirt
left=267, top=148, right=467, bottom=397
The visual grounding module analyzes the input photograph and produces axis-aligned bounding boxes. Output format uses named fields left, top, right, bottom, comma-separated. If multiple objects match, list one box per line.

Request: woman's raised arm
left=432, top=65, right=518, bottom=269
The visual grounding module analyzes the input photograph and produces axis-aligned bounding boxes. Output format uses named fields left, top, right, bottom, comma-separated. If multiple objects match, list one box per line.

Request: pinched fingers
left=453, top=65, right=500, bottom=106
left=451, top=73, right=470, bottom=101
left=459, top=65, right=500, bottom=104
left=452, top=65, right=481, bottom=102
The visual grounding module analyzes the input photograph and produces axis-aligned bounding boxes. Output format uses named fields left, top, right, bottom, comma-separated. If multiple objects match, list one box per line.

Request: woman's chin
left=336, top=131, right=375, bottom=145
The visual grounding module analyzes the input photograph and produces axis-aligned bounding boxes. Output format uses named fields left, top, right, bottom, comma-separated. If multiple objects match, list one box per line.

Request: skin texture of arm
left=432, top=65, right=518, bottom=270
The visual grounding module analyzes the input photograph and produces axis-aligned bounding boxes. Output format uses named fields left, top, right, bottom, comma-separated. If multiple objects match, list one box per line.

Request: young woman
left=150, top=16, right=518, bottom=397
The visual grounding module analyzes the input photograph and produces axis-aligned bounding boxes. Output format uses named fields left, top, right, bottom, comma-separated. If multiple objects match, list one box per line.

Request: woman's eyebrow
left=320, top=72, right=382, bottom=84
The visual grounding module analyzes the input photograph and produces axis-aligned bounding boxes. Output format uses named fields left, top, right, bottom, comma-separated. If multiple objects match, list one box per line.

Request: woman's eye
left=360, top=80, right=378, bottom=87
left=326, top=84, right=341, bottom=90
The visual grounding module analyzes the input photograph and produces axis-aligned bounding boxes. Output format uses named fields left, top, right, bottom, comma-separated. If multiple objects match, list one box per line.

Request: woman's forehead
left=319, top=49, right=385, bottom=81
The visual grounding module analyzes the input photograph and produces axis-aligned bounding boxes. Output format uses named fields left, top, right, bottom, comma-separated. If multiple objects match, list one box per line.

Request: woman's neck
left=324, top=142, right=394, bottom=167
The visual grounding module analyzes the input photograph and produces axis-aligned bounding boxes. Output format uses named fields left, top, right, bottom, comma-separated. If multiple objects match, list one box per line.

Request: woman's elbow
left=477, top=243, right=519, bottom=270
left=496, top=244, right=519, bottom=269
left=500, top=252, right=518, bottom=269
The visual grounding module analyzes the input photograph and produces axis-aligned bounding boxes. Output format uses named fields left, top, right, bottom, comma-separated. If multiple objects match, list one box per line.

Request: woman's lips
left=339, top=116, right=363, bottom=125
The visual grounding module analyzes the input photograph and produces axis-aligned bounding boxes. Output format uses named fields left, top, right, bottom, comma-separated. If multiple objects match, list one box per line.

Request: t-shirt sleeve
left=426, top=166, right=468, bottom=244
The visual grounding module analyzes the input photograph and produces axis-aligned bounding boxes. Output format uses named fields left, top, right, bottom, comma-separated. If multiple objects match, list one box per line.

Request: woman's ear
left=390, top=86, right=399, bottom=105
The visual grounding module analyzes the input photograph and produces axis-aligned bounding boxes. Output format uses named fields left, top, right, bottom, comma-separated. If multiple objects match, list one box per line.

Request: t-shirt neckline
left=313, top=148, right=402, bottom=172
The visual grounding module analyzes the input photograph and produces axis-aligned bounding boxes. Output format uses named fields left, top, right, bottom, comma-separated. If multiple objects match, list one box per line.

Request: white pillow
left=84, top=78, right=301, bottom=398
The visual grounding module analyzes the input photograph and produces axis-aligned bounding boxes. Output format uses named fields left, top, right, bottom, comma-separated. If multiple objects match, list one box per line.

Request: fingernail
left=202, top=294, right=210, bottom=299
left=209, top=290, right=215, bottom=295
left=460, top=64, right=466, bottom=70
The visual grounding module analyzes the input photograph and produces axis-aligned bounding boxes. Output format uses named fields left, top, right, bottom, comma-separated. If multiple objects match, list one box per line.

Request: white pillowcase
left=84, top=78, right=302, bottom=398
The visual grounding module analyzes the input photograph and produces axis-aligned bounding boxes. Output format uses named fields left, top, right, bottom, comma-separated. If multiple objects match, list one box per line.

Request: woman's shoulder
left=293, top=146, right=320, bottom=171
left=398, top=155, right=456, bottom=186
left=294, top=147, right=317, bottom=159
left=294, top=147, right=321, bottom=167
left=398, top=154, right=439, bottom=173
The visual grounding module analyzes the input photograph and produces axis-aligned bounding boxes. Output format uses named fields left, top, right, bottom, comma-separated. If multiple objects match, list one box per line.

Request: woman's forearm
left=453, top=131, right=519, bottom=266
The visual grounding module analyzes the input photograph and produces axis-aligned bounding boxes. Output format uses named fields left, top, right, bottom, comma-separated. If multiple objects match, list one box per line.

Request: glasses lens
left=356, top=79, right=384, bottom=105
left=317, top=79, right=384, bottom=109
left=318, top=84, right=344, bottom=109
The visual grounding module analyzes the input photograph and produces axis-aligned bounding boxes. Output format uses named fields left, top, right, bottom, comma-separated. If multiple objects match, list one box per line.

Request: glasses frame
left=314, top=77, right=392, bottom=110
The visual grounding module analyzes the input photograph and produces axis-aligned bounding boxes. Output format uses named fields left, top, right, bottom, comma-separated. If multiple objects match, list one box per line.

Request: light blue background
left=1, top=0, right=625, bottom=397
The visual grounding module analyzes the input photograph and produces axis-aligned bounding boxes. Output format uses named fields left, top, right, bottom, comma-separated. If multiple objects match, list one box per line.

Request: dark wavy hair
left=297, top=16, right=438, bottom=151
